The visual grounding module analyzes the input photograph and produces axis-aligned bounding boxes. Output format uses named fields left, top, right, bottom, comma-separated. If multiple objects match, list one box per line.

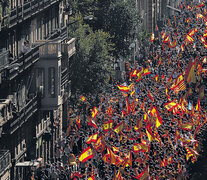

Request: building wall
left=0, top=0, right=73, bottom=179
left=137, top=0, right=182, bottom=33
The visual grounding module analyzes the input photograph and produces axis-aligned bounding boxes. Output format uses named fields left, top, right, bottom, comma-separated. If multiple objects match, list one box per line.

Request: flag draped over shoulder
left=79, top=147, right=94, bottom=163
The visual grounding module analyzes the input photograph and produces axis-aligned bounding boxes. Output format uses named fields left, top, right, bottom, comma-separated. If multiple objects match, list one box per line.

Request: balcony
left=0, top=98, right=13, bottom=128
left=1, top=46, right=39, bottom=81
left=0, top=150, right=11, bottom=178
left=2, top=0, right=61, bottom=29
left=0, top=50, right=9, bottom=71
left=61, top=38, right=76, bottom=58
left=7, top=94, right=40, bottom=134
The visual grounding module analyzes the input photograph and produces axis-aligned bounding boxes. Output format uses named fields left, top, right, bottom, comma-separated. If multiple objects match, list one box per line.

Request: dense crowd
left=36, top=1, right=207, bottom=180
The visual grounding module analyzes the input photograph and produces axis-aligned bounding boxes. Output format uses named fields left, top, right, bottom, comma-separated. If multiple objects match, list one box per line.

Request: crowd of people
left=37, top=1, right=207, bottom=180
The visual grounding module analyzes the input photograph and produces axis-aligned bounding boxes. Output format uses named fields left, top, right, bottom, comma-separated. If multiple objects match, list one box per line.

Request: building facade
left=137, top=0, right=182, bottom=33
left=0, top=0, right=74, bottom=179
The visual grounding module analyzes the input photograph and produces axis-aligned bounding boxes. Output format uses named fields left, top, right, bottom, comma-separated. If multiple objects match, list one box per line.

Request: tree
left=95, top=0, right=141, bottom=58
left=71, top=0, right=142, bottom=59
left=69, top=21, right=114, bottom=94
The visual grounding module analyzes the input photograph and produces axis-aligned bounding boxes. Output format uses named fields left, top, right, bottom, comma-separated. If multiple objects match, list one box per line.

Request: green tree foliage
left=71, top=0, right=141, bottom=58
left=69, top=22, right=114, bottom=94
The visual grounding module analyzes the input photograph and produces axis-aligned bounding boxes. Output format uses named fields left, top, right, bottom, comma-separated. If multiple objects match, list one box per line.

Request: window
left=36, top=68, right=45, bottom=97
left=48, top=67, right=55, bottom=97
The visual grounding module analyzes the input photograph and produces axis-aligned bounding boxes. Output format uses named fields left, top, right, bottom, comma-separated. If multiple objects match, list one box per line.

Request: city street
left=45, top=1, right=207, bottom=180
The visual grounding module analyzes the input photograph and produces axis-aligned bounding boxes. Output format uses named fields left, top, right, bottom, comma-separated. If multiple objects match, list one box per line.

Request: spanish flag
left=80, top=95, right=86, bottom=102
left=106, top=104, right=113, bottom=116
left=91, top=106, right=98, bottom=119
left=186, top=35, right=194, bottom=43
left=180, top=123, right=193, bottom=131
left=186, top=18, right=191, bottom=23
left=79, top=147, right=93, bottom=163
left=163, top=35, right=169, bottom=43
left=151, top=33, right=155, bottom=42
left=161, top=31, right=165, bottom=39
left=114, top=122, right=124, bottom=134
left=87, top=133, right=98, bottom=144
left=103, top=120, right=113, bottom=132
left=143, top=67, right=151, bottom=76
left=76, top=116, right=81, bottom=129
left=148, top=90, right=154, bottom=102
left=188, top=28, right=198, bottom=37
left=93, top=136, right=102, bottom=150
left=88, top=177, right=95, bottom=180
left=133, top=165, right=149, bottom=180
left=196, top=99, right=201, bottom=111
left=117, top=84, right=130, bottom=92
left=136, top=67, right=144, bottom=82
left=187, top=5, right=191, bottom=10
left=200, top=36, right=206, bottom=44
left=198, top=1, right=205, bottom=7
left=88, top=118, right=98, bottom=129
left=181, top=44, right=184, bottom=51
left=185, top=146, right=199, bottom=163
left=150, top=107, right=162, bottom=128
left=196, top=14, right=204, bottom=20
left=202, top=56, right=207, bottom=63
left=153, top=74, right=158, bottom=82
left=185, top=58, right=196, bottom=83
left=146, top=125, right=154, bottom=142
left=112, top=146, right=119, bottom=154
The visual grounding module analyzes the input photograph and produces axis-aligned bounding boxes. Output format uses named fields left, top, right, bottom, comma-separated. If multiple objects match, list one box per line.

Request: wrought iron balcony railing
left=1, top=0, right=61, bottom=29
left=0, top=150, right=11, bottom=176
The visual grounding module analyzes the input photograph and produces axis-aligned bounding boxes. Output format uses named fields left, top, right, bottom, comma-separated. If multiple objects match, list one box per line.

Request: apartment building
left=0, top=0, right=75, bottom=179
left=137, top=0, right=182, bottom=33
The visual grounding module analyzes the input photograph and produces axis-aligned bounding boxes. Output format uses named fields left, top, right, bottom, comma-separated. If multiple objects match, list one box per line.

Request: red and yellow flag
left=151, top=33, right=155, bottom=42
left=180, top=123, right=193, bottom=131
left=163, top=35, right=169, bottom=43
left=186, top=35, right=194, bottom=43
left=133, top=165, right=149, bottom=180
left=87, top=133, right=98, bottom=144
left=196, top=99, right=201, bottom=111
left=171, top=74, right=186, bottom=92
left=79, top=147, right=94, bottom=163
left=114, top=122, right=124, bottom=134
left=91, top=107, right=98, bottom=119
left=76, top=116, right=81, bottom=129
left=80, top=95, right=86, bottom=102
left=143, top=66, right=151, bottom=76
left=146, top=124, right=154, bottom=142
left=117, top=84, right=130, bottom=92
left=185, top=58, right=196, bottom=83
left=103, top=120, right=113, bottom=132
